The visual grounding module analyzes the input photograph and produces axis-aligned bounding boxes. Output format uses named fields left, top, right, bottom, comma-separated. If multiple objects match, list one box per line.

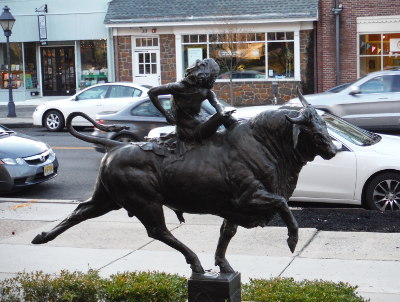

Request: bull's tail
left=66, top=112, right=126, bottom=150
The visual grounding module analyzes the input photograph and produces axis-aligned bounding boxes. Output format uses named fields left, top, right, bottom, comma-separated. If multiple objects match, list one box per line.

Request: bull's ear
left=292, top=124, right=301, bottom=149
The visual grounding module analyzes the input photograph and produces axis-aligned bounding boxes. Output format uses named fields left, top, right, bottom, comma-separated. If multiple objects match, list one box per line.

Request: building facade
left=317, top=0, right=400, bottom=93
left=2, top=0, right=399, bottom=104
left=0, top=0, right=114, bottom=101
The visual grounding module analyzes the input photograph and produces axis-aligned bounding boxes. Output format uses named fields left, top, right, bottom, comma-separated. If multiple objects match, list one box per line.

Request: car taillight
left=96, top=119, right=104, bottom=125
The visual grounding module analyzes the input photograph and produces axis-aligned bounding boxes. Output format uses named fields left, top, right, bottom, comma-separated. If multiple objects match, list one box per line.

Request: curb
left=0, top=197, right=79, bottom=204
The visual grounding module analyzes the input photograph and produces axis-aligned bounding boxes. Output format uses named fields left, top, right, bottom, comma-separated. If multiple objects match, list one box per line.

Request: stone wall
left=160, top=34, right=176, bottom=84
left=115, top=36, right=132, bottom=82
left=113, top=30, right=313, bottom=105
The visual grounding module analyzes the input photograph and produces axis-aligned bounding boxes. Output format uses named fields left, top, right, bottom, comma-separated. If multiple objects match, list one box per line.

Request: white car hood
left=369, top=134, right=400, bottom=156
left=287, top=92, right=334, bottom=106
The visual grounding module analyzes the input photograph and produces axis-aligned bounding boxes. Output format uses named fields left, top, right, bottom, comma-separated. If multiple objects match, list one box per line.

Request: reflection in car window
left=390, top=75, right=400, bottom=92
left=108, top=86, right=138, bottom=98
left=323, top=113, right=381, bottom=146
left=131, top=98, right=171, bottom=117
left=77, top=86, right=108, bottom=100
left=360, top=76, right=391, bottom=93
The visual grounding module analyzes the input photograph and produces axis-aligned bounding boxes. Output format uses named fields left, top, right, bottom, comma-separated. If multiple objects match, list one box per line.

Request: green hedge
left=0, top=271, right=368, bottom=302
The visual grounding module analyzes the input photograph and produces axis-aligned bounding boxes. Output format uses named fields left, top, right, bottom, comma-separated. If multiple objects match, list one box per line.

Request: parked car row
left=2, top=77, right=400, bottom=212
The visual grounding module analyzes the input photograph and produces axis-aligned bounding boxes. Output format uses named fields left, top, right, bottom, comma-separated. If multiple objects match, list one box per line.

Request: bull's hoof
left=190, top=263, right=205, bottom=274
left=31, top=232, right=49, bottom=244
left=287, top=235, right=298, bottom=253
left=215, top=257, right=235, bottom=273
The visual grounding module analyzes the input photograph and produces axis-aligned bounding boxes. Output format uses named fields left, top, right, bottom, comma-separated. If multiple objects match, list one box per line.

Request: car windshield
left=327, top=82, right=353, bottom=93
left=323, top=113, right=381, bottom=146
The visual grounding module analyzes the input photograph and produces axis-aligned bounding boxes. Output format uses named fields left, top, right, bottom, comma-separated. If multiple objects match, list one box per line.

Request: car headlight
left=0, top=158, right=24, bottom=165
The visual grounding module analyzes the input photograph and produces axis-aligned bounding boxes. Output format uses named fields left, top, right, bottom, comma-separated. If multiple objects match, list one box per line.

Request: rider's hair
left=183, top=58, right=220, bottom=86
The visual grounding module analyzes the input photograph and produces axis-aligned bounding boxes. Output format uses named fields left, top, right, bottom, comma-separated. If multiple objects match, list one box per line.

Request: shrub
left=101, top=271, right=187, bottom=302
left=0, top=271, right=368, bottom=302
left=242, top=277, right=369, bottom=302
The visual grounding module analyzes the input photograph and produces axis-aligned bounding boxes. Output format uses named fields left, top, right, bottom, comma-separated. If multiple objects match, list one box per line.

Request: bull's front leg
left=238, top=185, right=299, bottom=253
left=215, top=219, right=238, bottom=273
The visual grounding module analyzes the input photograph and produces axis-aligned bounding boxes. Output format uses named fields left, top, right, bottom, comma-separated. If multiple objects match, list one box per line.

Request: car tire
left=365, top=172, right=400, bottom=211
left=44, top=110, right=65, bottom=132
left=114, top=134, right=137, bottom=143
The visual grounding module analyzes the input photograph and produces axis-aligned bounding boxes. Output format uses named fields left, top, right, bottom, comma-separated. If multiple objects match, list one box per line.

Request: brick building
left=317, top=0, right=400, bottom=92
left=105, top=0, right=400, bottom=105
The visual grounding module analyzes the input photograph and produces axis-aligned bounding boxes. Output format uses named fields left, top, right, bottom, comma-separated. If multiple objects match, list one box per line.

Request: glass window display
left=0, top=42, right=23, bottom=89
left=182, top=32, right=294, bottom=80
left=80, top=40, right=108, bottom=88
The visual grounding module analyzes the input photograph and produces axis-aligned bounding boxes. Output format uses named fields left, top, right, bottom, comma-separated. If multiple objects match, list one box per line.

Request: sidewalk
left=0, top=198, right=399, bottom=302
left=0, top=97, right=63, bottom=128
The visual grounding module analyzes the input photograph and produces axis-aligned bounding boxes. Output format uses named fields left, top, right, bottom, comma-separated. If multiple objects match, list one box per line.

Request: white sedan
left=33, top=83, right=149, bottom=131
left=148, top=108, right=400, bottom=211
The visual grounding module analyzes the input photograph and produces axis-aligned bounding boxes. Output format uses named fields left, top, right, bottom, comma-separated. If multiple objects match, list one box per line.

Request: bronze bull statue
left=32, top=91, right=336, bottom=273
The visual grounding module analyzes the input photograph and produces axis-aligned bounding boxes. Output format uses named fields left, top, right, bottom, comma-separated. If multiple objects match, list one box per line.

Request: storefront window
left=0, top=42, right=23, bottom=89
left=359, top=33, right=400, bottom=76
left=24, top=42, right=38, bottom=89
left=182, top=32, right=295, bottom=80
left=80, top=40, right=108, bottom=88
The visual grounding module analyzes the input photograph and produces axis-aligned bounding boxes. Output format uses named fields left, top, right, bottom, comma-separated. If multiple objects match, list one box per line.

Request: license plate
left=43, top=163, right=54, bottom=176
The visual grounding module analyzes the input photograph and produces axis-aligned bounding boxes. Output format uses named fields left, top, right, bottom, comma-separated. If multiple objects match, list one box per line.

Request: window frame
left=180, top=31, right=298, bottom=82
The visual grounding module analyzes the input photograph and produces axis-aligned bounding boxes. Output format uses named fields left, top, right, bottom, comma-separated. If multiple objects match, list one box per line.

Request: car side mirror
left=349, top=86, right=360, bottom=95
left=332, top=140, right=344, bottom=152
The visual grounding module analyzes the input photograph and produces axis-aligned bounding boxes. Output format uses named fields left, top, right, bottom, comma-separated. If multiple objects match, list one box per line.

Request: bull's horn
left=296, top=87, right=310, bottom=107
left=286, top=113, right=307, bottom=124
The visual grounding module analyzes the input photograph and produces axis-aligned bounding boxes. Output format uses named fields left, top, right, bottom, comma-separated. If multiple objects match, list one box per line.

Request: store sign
left=38, top=15, right=47, bottom=42
left=389, top=38, right=400, bottom=53
left=187, top=48, right=203, bottom=66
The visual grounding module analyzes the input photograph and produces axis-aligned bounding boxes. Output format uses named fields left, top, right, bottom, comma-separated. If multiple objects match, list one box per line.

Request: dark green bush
left=242, top=277, right=369, bottom=302
left=0, top=271, right=368, bottom=302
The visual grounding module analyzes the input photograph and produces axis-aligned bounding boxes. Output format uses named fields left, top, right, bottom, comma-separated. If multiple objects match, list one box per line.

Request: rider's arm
left=207, top=90, right=224, bottom=115
left=148, top=85, right=176, bottom=125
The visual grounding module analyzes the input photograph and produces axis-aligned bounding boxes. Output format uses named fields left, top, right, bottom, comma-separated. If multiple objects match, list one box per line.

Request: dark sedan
left=0, top=125, right=59, bottom=193
left=91, top=95, right=234, bottom=152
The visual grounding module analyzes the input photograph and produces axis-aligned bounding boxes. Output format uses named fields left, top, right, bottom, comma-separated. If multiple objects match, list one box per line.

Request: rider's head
left=183, top=58, right=220, bottom=88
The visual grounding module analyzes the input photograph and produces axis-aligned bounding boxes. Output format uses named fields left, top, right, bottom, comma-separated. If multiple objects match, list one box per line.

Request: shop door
left=134, top=50, right=160, bottom=87
left=41, top=46, right=76, bottom=96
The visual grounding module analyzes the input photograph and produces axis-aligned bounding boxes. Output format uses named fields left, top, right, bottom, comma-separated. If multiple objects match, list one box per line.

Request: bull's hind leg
left=32, top=182, right=120, bottom=244
left=134, top=203, right=204, bottom=273
left=215, top=219, right=238, bottom=273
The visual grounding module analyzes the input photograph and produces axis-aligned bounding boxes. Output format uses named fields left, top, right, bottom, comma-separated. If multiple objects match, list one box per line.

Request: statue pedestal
left=188, top=271, right=241, bottom=302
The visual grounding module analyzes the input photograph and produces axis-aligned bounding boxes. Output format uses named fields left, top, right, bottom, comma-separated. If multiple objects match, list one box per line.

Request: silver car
left=0, top=125, right=59, bottom=193
left=288, top=69, right=400, bottom=131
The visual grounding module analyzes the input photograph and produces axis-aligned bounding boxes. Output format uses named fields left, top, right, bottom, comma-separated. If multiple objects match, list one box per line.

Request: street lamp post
left=0, top=6, right=16, bottom=117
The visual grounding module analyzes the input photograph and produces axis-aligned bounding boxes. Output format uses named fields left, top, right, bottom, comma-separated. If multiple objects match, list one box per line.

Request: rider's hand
left=223, top=109, right=236, bottom=117
left=166, top=115, right=176, bottom=125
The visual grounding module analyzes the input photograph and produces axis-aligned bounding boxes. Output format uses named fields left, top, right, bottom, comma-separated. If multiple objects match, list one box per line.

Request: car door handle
left=378, top=97, right=389, bottom=99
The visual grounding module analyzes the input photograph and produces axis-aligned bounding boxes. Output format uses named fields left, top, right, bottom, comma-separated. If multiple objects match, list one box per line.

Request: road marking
left=10, top=199, right=39, bottom=210
left=52, top=146, right=94, bottom=150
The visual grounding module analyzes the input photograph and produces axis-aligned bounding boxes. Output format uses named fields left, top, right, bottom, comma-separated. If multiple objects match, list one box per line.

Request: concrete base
left=188, top=271, right=241, bottom=302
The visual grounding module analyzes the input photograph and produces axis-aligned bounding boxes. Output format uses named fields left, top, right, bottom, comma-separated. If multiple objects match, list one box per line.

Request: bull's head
left=285, top=88, right=336, bottom=160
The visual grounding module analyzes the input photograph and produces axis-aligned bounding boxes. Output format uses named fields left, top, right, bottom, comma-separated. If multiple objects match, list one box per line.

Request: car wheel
left=44, top=110, right=65, bottom=132
left=365, top=172, right=400, bottom=211
left=114, top=134, right=137, bottom=143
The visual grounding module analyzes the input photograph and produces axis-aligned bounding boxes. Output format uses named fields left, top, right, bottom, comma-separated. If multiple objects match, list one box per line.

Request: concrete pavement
left=0, top=198, right=399, bottom=302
